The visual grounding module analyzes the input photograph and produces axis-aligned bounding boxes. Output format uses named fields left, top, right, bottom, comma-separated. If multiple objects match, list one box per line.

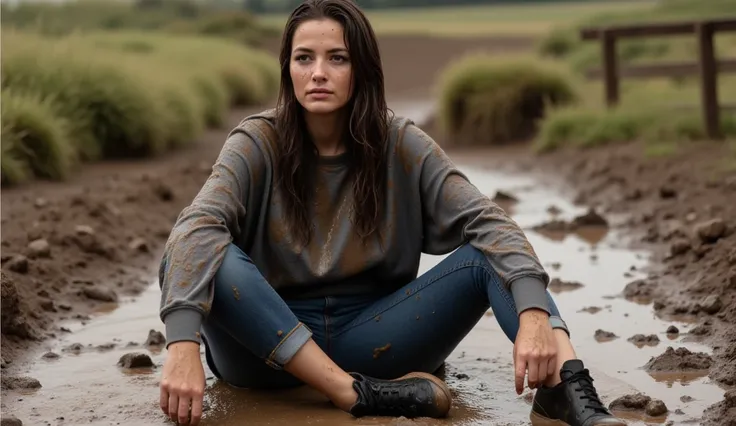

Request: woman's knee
left=214, top=243, right=255, bottom=286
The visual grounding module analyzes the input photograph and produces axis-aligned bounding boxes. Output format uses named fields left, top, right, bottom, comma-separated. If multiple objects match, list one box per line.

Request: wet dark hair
left=275, top=0, right=390, bottom=246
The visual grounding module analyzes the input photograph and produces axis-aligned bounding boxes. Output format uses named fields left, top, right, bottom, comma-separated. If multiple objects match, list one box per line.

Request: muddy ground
left=2, top=33, right=735, bottom=425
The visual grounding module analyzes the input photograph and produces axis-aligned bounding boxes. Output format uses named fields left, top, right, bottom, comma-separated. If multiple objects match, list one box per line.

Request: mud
left=2, top=32, right=735, bottom=426
left=1, top=152, right=727, bottom=425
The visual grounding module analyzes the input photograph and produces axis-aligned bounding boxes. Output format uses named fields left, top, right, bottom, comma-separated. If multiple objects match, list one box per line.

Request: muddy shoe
left=530, top=360, right=627, bottom=426
left=348, top=371, right=452, bottom=418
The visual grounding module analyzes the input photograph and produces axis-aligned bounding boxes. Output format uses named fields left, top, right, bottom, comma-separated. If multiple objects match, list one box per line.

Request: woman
left=157, top=1, right=626, bottom=425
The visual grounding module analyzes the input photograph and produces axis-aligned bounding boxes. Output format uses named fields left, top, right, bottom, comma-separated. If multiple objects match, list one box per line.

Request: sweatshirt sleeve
left=158, top=128, right=265, bottom=347
left=400, top=124, right=551, bottom=316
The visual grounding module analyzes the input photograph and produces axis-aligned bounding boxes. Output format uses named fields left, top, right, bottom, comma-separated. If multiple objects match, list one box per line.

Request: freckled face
left=290, top=18, right=353, bottom=115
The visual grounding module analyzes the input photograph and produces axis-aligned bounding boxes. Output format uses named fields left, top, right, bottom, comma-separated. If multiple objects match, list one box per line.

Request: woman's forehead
left=292, top=19, right=346, bottom=51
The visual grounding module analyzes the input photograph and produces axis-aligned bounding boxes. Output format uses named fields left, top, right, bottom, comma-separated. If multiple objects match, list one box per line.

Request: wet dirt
left=1, top=153, right=726, bottom=425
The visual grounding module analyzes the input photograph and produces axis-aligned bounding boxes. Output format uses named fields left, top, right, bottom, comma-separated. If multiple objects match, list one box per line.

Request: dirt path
left=2, top=33, right=735, bottom=425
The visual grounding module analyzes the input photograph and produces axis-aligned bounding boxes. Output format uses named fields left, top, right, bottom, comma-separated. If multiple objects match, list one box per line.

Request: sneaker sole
left=395, top=372, right=453, bottom=418
left=530, top=411, right=569, bottom=425
left=530, top=411, right=628, bottom=426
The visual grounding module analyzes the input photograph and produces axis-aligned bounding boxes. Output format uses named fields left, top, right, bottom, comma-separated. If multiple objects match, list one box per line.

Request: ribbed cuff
left=509, top=277, right=551, bottom=316
left=164, top=309, right=203, bottom=348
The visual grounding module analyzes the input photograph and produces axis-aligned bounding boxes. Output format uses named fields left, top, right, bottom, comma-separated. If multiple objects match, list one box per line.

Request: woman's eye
left=295, top=54, right=310, bottom=62
left=332, top=55, right=348, bottom=63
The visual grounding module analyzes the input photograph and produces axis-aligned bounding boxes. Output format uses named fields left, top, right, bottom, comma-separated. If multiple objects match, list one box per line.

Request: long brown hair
left=275, top=0, right=391, bottom=246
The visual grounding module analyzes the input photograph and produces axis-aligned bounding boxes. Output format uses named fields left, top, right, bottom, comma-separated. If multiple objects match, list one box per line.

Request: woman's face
left=290, top=18, right=353, bottom=116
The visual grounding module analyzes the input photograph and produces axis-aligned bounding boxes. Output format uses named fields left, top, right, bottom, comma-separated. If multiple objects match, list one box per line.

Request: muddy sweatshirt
left=158, top=109, right=551, bottom=346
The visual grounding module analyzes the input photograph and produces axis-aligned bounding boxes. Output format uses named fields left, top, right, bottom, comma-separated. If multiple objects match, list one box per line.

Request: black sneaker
left=348, top=372, right=452, bottom=418
left=530, top=360, right=627, bottom=426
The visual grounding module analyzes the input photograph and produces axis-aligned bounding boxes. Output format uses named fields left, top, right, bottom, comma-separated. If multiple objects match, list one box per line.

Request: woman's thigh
left=329, top=244, right=563, bottom=379
left=328, top=246, right=495, bottom=379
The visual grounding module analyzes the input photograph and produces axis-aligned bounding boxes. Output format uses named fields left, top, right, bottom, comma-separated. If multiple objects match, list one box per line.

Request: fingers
left=160, top=381, right=169, bottom=416
left=178, top=395, right=191, bottom=425
left=527, top=358, right=539, bottom=390
left=537, top=360, right=548, bottom=388
left=168, top=393, right=179, bottom=423
left=514, top=352, right=526, bottom=395
left=190, top=393, right=204, bottom=426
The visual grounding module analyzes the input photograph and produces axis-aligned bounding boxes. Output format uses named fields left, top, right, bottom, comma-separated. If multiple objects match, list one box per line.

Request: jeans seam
left=334, top=258, right=499, bottom=337
left=267, top=322, right=305, bottom=364
left=324, top=297, right=332, bottom=356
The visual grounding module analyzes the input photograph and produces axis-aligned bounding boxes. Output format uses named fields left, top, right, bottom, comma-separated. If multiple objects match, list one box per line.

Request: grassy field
left=1, top=30, right=279, bottom=186
left=258, top=0, right=656, bottom=37
left=431, top=0, right=736, bottom=156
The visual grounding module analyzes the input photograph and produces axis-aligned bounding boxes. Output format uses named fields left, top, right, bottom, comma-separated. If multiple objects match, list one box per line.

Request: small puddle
left=1, top=105, right=726, bottom=426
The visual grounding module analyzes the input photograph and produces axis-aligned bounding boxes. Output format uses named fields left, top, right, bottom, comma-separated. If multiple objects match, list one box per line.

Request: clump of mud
left=702, top=389, right=736, bottom=426
left=0, top=272, right=37, bottom=341
left=609, top=393, right=668, bottom=417
left=548, top=278, right=584, bottom=293
left=644, top=346, right=713, bottom=371
left=628, top=334, right=660, bottom=347
left=532, top=207, right=609, bottom=233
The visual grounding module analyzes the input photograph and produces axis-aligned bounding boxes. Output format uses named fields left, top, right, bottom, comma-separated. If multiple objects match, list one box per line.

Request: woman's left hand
left=513, top=308, right=558, bottom=394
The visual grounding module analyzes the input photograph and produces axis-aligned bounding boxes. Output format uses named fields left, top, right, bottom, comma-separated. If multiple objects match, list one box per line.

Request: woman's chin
left=302, top=101, right=342, bottom=115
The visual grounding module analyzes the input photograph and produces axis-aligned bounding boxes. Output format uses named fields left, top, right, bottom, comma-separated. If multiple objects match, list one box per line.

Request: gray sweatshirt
left=159, top=109, right=551, bottom=346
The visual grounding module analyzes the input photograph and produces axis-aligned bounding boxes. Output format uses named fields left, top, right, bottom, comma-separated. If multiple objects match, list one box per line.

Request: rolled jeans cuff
left=549, top=315, right=570, bottom=337
left=265, top=322, right=312, bottom=370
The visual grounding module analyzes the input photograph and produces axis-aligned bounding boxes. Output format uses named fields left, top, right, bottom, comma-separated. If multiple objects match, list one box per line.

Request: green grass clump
left=1, top=90, right=75, bottom=184
left=0, top=29, right=280, bottom=187
left=436, top=55, right=576, bottom=146
left=0, top=0, right=275, bottom=46
left=535, top=105, right=736, bottom=153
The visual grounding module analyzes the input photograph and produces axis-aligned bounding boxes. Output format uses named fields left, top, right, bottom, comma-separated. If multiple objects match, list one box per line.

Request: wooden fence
left=579, top=18, right=736, bottom=139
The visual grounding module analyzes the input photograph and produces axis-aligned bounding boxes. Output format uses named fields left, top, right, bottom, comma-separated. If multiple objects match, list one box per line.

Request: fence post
left=697, top=21, right=721, bottom=139
left=602, top=29, right=619, bottom=107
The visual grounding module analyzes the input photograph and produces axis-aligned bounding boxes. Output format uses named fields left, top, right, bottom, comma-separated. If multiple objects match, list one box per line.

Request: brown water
left=1, top=106, right=725, bottom=426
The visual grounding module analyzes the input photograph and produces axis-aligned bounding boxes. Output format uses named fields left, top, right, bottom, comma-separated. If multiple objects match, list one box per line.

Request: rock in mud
left=0, top=376, right=41, bottom=391
left=1, top=415, right=23, bottom=426
left=628, top=334, right=660, bottom=346
left=666, top=325, right=679, bottom=334
left=698, top=294, right=722, bottom=314
left=152, top=182, right=175, bottom=201
left=144, top=329, right=166, bottom=346
left=492, top=190, right=518, bottom=203
left=547, top=278, right=584, bottom=293
left=5, top=255, right=29, bottom=274
left=680, top=395, right=694, bottom=403
left=81, top=286, right=117, bottom=303
left=41, top=352, right=60, bottom=360
left=118, top=352, right=154, bottom=369
left=571, top=208, right=608, bottom=227
left=623, top=279, right=655, bottom=300
left=695, top=218, right=726, bottom=243
left=128, top=237, right=149, bottom=253
left=669, top=238, right=691, bottom=256
left=609, top=393, right=668, bottom=417
left=579, top=306, right=602, bottom=314
left=594, top=329, right=618, bottom=342
left=645, top=346, right=713, bottom=371
left=26, top=239, right=50, bottom=259
left=63, top=343, right=84, bottom=354
left=659, top=185, right=677, bottom=199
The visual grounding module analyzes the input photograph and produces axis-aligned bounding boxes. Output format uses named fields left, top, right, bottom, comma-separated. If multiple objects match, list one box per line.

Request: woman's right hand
left=160, top=341, right=206, bottom=425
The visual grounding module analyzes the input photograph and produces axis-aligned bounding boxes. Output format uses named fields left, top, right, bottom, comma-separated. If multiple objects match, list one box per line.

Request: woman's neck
left=305, top=110, right=346, bottom=156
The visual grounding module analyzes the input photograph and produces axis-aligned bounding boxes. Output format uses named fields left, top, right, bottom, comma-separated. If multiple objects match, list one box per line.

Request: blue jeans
left=201, top=243, right=568, bottom=389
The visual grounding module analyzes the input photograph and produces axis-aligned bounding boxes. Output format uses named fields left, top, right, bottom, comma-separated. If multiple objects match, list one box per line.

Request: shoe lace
left=567, top=370, right=609, bottom=413
left=367, top=380, right=421, bottom=415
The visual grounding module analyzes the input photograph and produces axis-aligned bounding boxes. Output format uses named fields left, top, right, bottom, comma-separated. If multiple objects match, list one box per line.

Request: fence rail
left=579, top=18, right=736, bottom=139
